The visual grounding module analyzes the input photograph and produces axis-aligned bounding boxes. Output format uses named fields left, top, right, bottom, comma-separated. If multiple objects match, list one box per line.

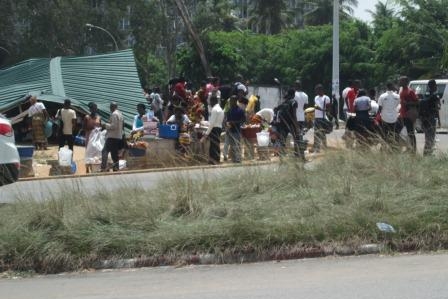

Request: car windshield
left=410, top=83, right=446, bottom=98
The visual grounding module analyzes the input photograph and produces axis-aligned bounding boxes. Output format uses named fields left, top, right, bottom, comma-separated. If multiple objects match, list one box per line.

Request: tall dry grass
left=1, top=150, right=448, bottom=273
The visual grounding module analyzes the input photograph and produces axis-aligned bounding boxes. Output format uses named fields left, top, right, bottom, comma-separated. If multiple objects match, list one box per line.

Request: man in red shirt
left=399, top=76, right=419, bottom=153
left=346, top=80, right=360, bottom=113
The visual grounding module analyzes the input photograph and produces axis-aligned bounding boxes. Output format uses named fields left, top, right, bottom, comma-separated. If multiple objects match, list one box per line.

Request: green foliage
left=305, top=0, right=359, bottom=26
left=178, top=20, right=375, bottom=94
left=2, top=0, right=448, bottom=91
left=1, top=151, right=448, bottom=273
left=191, top=0, right=238, bottom=33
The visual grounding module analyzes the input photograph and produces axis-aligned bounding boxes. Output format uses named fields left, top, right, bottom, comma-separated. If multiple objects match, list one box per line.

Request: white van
left=409, top=79, right=448, bottom=128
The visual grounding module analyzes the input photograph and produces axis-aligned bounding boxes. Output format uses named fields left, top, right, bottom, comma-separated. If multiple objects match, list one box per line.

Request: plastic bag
left=85, top=128, right=105, bottom=164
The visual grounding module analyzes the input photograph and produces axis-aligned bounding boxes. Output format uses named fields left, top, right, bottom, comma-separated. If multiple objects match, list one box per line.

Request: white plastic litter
left=85, top=128, right=105, bottom=164
left=376, top=222, right=396, bottom=233
left=58, top=147, right=73, bottom=166
left=256, top=131, right=270, bottom=147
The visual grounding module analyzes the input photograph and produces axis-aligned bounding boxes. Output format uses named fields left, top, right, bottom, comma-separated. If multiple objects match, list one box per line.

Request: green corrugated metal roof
left=0, top=59, right=52, bottom=111
left=0, top=50, right=145, bottom=128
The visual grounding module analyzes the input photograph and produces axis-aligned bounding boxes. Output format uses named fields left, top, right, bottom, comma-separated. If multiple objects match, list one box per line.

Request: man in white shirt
left=313, top=84, right=331, bottom=152
left=378, top=82, right=400, bottom=148
left=101, top=102, right=124, bottom=172
left=201, top=94, right=224, bottom=164
left=57, top=99, right=77, bottom=151
left=294, top=80, right=309, bottom=133
left=150, top=87, right=164, bottom=123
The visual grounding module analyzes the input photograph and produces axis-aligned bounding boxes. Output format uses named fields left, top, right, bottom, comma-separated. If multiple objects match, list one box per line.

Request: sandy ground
left=24, top=129, right=338, bottom=179
left=30, top=145, right=87, bottom=178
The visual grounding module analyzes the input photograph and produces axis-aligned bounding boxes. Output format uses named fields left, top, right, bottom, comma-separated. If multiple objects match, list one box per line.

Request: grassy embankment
left=1, top=150, right=448, bottom=273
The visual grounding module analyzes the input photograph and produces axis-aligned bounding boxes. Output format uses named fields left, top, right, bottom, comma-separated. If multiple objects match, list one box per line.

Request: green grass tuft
left=1, top=150, right=448, bottom=273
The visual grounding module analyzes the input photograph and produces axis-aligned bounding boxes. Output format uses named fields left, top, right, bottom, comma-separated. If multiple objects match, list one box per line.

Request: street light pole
left=332, top=0, right=340, bottom=120
left=86, top=23, right=119, bottom=52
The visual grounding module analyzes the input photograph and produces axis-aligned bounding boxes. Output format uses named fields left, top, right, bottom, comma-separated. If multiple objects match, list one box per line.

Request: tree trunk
left=172, top=0, right=212, bottom=77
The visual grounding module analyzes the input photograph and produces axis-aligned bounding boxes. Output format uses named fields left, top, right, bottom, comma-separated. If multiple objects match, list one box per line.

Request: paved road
left=0, top=163, right=282, bottom=203
left=1, top=253, right=448, bottom=299
left=2, top=130, right=446, bottom=203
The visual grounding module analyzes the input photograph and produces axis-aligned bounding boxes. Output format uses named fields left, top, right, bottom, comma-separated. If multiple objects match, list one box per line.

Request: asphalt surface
left=0, top=163, right=283, bottom=203
left=1, top=129, right=447, bottom=203
left=1, top=253, right=448, bottom=299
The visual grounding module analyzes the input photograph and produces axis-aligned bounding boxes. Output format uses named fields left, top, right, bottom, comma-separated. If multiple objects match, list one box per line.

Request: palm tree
left=173, top=0, right=212, bottom=76
left=367, top=0, right=396, bottom=36
left=247, top=0, right=292, bottom=34
left=305, top=0, right=358, bottom=26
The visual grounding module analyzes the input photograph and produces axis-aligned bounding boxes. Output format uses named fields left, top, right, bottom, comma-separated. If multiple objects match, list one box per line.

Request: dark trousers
left=327, top=113, right=339, bottom=129
left=59, top=134, right=74, bottom=151
left=402, top=117, right=416, bottom=153
left=422, top=118, right=437, bottom=155
left=277, top=121, right=304, bottom=159
left=227, top=130, right=241, bottom=163
left=313, top=118, right=327, bottom=151
left=101, top=138, right=121, bottom=171
left=209, top=127, right=222, bottom=164
left=154, top=110, right=164, bottom=123
left=381, top=121, right=400, bottom=148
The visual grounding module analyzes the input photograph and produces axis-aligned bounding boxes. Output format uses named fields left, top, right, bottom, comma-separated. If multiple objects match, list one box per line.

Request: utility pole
left=332, top=0, right=340, bottom=119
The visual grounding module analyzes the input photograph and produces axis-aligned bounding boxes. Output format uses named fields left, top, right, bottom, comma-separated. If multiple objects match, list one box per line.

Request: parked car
left=0, top=114, right=20, bottom=186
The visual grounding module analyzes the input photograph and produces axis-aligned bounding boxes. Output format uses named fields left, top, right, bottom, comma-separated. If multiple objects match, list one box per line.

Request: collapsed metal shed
left=0, top=49, right=145, bottom=128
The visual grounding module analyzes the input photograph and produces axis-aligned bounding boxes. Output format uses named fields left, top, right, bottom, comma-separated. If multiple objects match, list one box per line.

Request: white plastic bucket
left=58, top=147, right=73, bottom=166
left=256, top=131, right=270, bottom=147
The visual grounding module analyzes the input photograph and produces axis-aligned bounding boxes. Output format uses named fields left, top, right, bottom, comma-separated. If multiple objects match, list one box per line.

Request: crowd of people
left=26, top=74, right=442, bottom=173
left=342, top=76, right=441, bottom=155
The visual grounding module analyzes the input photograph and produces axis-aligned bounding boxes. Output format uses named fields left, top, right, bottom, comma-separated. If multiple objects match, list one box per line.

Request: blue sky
left=353, top=0, right=378, bottom=23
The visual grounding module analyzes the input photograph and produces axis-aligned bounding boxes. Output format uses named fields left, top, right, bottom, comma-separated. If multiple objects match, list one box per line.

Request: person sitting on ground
left=167, top=106, right=192, bottom=154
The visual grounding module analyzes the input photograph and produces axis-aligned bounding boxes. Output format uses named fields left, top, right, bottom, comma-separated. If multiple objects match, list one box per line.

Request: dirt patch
left=26, top=145, right=87, bottom=178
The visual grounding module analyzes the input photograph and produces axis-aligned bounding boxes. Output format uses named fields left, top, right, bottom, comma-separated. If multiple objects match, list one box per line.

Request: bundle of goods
left=128, top=141, right=149, bottom=157
left=179, top=132, right=191, bottom=145
left=143, top=121, right=159, bottom=136
left=304, top=107, right=315, bottom=129
left=194, top=122, right=209, bottom=139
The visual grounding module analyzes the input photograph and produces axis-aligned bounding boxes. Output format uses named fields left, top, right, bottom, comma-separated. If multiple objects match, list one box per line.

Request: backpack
left=274, top=99, right=294, bottom=124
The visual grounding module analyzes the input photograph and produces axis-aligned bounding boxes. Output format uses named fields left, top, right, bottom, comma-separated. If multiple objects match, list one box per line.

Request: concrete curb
left=93, top=243, right=384, bottom=270
left=18, top=159, right=275, bottom=182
